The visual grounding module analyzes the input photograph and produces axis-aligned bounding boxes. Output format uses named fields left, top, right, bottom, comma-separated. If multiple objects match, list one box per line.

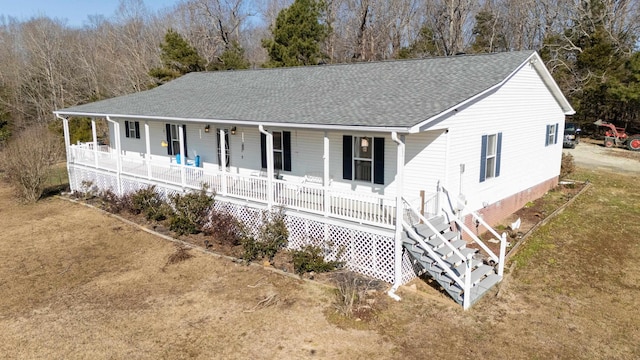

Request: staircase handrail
left=402, top=220, right=465, bottom=288
left=439, top=186, right=507, bottom=276
left=470, top=210, right=505, bottom=245
left=402, top=198, right=468, bottom=265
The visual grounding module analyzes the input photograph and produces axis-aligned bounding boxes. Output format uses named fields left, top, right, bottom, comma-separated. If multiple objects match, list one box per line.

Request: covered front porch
left=61, top=117, right=440, bottom=230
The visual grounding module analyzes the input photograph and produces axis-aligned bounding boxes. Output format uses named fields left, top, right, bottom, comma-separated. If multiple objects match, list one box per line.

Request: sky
left=0, top=0, right=182, bottom=27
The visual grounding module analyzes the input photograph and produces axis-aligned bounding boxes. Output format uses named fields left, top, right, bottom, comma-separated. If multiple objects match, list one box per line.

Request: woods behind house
left=1, top=0, right=640, bottom=144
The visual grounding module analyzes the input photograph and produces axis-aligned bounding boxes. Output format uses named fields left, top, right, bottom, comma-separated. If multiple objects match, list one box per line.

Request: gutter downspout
left=388, top=131, right=405, bottom=301
left=219, top=128, right=227, bottom=196
left=106, top=116, right=123, bottom=195
left=258, top=125, right=274, bottom=209
left=56, top=114, right=72, bottom=191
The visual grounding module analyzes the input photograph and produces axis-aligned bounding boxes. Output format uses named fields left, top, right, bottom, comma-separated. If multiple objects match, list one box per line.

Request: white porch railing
left=68, top=144, right=397, bottom=228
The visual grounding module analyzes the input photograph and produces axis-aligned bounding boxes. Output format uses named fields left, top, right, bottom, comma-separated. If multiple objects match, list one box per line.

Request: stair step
left=410, top=221, right=450, bottom=240
left=468, top=274, right=502, bottom=305
left=452, top=259, right=483, bottom=276
left=434, top=240, right=467, bottom=257
left=426, top=231, right=459, bottom=248
left=443, top=248, right=477, bottom=267
left=467, top=264, right=494, bottom=285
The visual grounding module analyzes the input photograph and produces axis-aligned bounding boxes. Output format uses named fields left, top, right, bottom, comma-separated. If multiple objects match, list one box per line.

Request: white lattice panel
left=69, top=165, right=416, bottom=285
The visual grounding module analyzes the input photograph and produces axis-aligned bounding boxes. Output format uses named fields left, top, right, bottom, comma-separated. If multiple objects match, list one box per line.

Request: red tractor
left=593, top=120, right=640, bottom=151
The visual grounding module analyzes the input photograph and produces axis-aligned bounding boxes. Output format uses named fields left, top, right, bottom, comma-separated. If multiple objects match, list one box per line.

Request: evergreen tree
left=262, top=0, right=328, bottom=67
left=208, top=41, right=251, bottom=71
left=541, top=0, right=637, bottom=127
left=470, top=10, right=507, bottom=54
left=149, top=29, right=206, bottom=84
left=396, top=26, right=442, bottom=59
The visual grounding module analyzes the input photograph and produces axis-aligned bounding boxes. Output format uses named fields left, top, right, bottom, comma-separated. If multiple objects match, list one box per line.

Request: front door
left=217, top=129, right=230, bottom=167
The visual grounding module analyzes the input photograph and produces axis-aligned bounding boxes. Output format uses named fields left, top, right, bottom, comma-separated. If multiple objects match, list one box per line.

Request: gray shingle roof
left=56, top=51, right=538, bottom=128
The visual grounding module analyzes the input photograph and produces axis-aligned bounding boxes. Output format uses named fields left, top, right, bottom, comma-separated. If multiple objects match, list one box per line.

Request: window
left=273, top=131, right=283, bottom=170
left=343, top=136, right=384, bottom=184
left=217, top=129, right=230, bottom=167
left=545, top=123, right=559, bottom=146
left=165, top=124, right=187, bottom=156
left=260, top=131, right=291, bottom=171
left=354, top=136, right=372, bottom=181
left=480, top=132, right=502, bottom=182
left=124, top=121, right=140, bottom=139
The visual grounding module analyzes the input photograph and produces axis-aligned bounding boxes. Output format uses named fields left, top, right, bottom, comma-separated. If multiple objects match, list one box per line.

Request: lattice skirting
left=68, top=165, right=419, bottom=284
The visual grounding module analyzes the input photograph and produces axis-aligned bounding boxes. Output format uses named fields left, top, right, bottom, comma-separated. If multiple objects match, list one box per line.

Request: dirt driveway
left=565, top=141, right=640, bottom=174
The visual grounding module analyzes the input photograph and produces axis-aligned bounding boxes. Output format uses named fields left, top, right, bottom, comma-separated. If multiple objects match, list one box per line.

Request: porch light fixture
left=231, top=126, right=237, bottom=135
left=204, top=125, right=210, bottom=133
left=161, top=140, right=168, bottom=147
left=360, top=137, right=370, bottom=152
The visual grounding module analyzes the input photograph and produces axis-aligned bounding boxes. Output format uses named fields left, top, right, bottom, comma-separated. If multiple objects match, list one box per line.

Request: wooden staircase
left=402, top=215, right=502, bottom=308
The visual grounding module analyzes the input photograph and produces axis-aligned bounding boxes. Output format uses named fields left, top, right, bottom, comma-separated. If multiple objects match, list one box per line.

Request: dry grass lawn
left=1, top=167, right=639, bottom=359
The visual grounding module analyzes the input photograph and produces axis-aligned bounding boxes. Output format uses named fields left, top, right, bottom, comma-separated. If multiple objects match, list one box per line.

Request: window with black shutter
left=343, top=135, right=384, bottom=185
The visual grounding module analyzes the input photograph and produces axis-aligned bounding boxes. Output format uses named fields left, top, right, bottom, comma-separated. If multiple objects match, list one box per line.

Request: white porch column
left=59, top=115, right=72, bottom=189
left=145, top=121, right=152, bottom=179
left=107, top=116, right=123, bottom=195
left=389, top=132, right=406, bottom=300
left=219, top=128, right=227, bottom=196
left=259, top=125, right=274, bottom=209
left=179, top=125, right=186, bottom=189
left=323, top=131, right=330, bottom=216
left=91, top=118, right=98, bottom=168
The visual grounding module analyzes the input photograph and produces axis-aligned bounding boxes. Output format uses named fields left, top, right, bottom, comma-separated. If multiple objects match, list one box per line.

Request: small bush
left=240, top=233, right=262, bottom=262
left=163, top=244, right=194, bottom=270
left=168, top=187, right=214, bottom=235
left=100, top=189, right=133, bottom=214
left=0, top=126, right=63, bottom=202
left=332, top=272, right=374, bottom=318
left=292, top=245, right=343, bottom=275
left=131, top=185, right=169, bottom=221
left=560, top=152, right=575, bottom=178
left=259, top=209, right=289, bottom=261
left=203, top=209, right=243, bottom=246
left=240, top=209, right=289, bottom=262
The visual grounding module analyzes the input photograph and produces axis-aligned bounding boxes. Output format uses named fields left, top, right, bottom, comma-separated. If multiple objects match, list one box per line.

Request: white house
left=54, top=51, right=574, bottom=308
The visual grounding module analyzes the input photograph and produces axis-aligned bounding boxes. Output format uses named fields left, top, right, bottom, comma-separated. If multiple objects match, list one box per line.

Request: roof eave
left=52, top=110, right=413, bottom=134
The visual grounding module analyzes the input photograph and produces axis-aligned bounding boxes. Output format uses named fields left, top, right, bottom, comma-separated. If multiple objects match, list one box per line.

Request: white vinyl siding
left=436, top=62, right=566, bottom=212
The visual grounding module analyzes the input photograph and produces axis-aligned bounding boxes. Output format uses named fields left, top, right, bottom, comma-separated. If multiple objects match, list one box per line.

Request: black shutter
left=182, top=124, right=188, bottom=157
left=373, top=137, right=384, bottom=185
left=545, top=124, right=550, bottom=146
left=283, top=131, right=292, bottom=171
left=125, top=121, right=130, bottom=138
left=495, top=132, right=503, bottom=177
left=260, top=133, right=267, bottom=169
left=134, top=121, right=140, bottom=139
left=554, top=123, right=559, bottom=144
left=165, top=124, right=173, bottom=155
left=479, top=135, right=487, bottom=182
left=343, top=135, right=352, bottom=180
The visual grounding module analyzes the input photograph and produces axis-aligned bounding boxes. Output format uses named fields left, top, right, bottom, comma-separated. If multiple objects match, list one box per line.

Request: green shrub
left=168, top=187, right=214, bottom=235
left=203, top=209, right=243, bottom=246
left=131, top=185, right=169, bottom=221
left=259, top=209, right=289, bottom=261
left=240, top=209, right=289, bottom=262
left=240, top=233, right=262, bottom=262
left=292, top=245, right=343, bottom=275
